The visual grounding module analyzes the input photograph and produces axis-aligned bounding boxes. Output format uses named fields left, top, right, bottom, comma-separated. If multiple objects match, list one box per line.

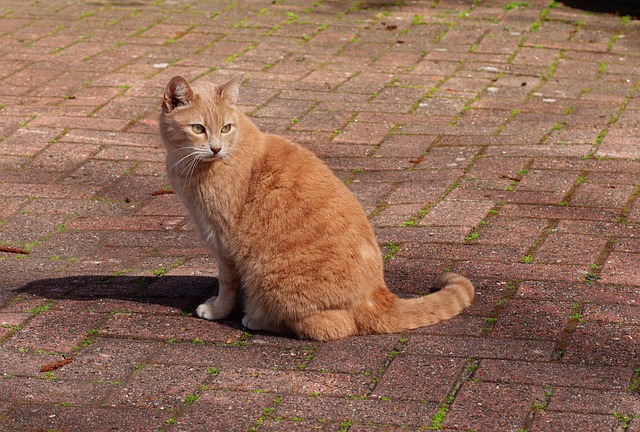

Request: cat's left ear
left=163, top=76, right=194, bottom=113
left=219, top=73, right=244, bottom=106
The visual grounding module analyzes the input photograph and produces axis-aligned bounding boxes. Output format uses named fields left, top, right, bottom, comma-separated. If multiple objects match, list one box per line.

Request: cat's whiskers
left=220, top=146, right=248, bottom=167
left=169, top=148, right=206, bottom=179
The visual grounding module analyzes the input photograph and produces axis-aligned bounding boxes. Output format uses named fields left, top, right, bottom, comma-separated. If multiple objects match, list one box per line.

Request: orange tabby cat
left=159, top=74, right=474, bottom=341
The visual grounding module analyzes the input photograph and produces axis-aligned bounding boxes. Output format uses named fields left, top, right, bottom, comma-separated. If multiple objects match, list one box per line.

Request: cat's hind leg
left=241, top=313, right=288, bottom=334
left=291, top=310, right=358, bottom=342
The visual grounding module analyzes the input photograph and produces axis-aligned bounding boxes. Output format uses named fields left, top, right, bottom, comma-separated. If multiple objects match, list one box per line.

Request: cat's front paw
left=196, top=299, right=230, bottom=321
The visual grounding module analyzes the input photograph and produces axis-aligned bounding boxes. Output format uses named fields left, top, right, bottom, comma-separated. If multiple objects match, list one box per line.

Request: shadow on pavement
left=558, top=0, right=640, bottom=18
left=15, top=275, right=220, bottom=316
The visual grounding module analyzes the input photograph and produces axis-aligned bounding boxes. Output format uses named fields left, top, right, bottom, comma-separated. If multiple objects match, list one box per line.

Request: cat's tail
left=358, top=273, right=474, bottom=334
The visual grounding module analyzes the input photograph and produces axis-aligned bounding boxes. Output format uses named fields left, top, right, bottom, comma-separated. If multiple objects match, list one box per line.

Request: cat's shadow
left=14, top=275, right=243, bottom=329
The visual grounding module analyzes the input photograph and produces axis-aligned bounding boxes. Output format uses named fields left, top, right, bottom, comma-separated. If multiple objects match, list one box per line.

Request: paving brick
left=258, top=419, right=339, bottom=431
left=56, top=337, right=162, bottom=382
left=517, top=280, right=640, bottom=305
left=167, top=390, right=274, bottom=432
left=419, top=200, right=494, bottom=228
left=210, top=368, right=371, bottom=398
left=547, top=387, right=640, bottom=415
left=491, top=299, right=573, bottom=340
left=563, top=322, right=640, bottom=366
left=4, top=310, right=104, bottom=354
left=530, top=411, right=617, bottom=432
left=0, top=376, right=111, bottom=405
left=306, top=334, right=397, bottom=374
left=274, top=395, right=437, bottom=426
left=534, top=233, right=609, bottom=265
left=105, top=363, right=211, bottom=409
left=1, top=406, right=168, bottom=432
left=476, top=359, right=631, bottom=390
left=151, top=342, right=309, bottom=371
left=402, top=335, right=555, bottom=362
left=98, top=312, right=242, bottom=343
left=371, top=354, right=465, bottom=401
left=444, top=381, right=541, bottom=432
left=600, top=252, right=640, bottom=286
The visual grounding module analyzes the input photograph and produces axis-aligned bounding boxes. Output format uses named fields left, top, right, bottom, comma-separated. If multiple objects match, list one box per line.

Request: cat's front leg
left=196, top=254, right=239, bottom=321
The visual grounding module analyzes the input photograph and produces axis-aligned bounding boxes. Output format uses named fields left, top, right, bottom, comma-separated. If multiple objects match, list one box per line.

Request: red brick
left=476, top=359, right=631, bottom=390
left=2, top=405, right=167, bottom=432
left=4, top=311, right=104, bottom=354
left=67, top=215, right=184, bottom=231
left=547, top=387, right=640, bottom=414
left=583, top=304, right=640, bottom=325
left=534, top=233, right=609, bottom=265
left=306, top=334, right=397, bottom=374
left=404, top=334, right=555, bottom=362
left=169, top=390, right=273, bottom=431
left=372, top=354, right=465, bottom=401
left=445, top=381, right=541, bottom=432
left=600, top=252, right=640, bottom=286
left=492, top=300, right=573, bottom=340
left=210, top=368, right=371, bottom=397
left=0, top=182, right=99, bottom=199
left=419, top=200, right=494, bottom=228
left=151, top=342, right=308, bottom=371
left=275, top=395, right=437, bottom=426
left=0, top=376, right=111, bottom=405
left=106, top=363, right=211, bottom=409
left=517, top=280, right=640, bottom=305
left=0, top=127, right=61, bottom=156
left=571, top=183, right=635, bottom=209
left=98, top=313, right=242, bottom=343
left=563, top=322, right=640, bottom=366
left=530, top=411, right=616, bottom=432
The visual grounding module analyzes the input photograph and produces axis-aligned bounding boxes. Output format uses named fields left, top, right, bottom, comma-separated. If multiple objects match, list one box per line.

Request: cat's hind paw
left=241, top=314, right=259, bottom=330
left=196, top=299, right=230, bottom=321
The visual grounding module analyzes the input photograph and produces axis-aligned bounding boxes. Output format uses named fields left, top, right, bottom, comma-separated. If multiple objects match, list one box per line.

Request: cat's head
left=160, top=74, right=244, bottom=170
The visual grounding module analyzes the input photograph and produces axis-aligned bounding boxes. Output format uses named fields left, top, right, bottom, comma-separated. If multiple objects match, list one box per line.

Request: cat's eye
left=191, top=124, right=206, bottom=134
left=220, top=124, right=232, bottom=134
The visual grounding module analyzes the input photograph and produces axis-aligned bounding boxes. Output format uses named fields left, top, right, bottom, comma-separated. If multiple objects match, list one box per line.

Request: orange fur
left=159, top=75, right=474, bottom=341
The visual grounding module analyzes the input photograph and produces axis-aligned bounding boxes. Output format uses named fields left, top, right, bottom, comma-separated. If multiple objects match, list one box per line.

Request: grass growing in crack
left=184, top=393, right=199, bottom=405
left=383, top=242, right=401, bottom=261
left=504, top=1, right=529, bottom=10
left=465, top=230, right=480, bottom=241
left=338, top=420, right=355, bottom=432
left=248, top=397, right=283, bottom=432
left=429, top=394, right=455, bottom=429
left=28, top=301, right=54, bottom=317
left=612, top=412, right=632, bottom=429
left=629, top=368, right=640, bottom=392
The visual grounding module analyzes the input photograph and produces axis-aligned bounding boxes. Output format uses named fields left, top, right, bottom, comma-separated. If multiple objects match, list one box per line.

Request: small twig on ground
left=0, top=246, right=30, bottom=255
left=40, top=358, right=73, bottom=372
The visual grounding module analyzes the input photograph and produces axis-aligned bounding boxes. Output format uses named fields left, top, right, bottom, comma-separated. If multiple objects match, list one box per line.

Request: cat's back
left=240, top=132, right=372, bottom=241
left=256, top=133, right=358, bottom=206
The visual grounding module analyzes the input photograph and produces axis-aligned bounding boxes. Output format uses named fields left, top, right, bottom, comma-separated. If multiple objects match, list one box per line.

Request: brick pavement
left=0, top=0, right=639, bottom=430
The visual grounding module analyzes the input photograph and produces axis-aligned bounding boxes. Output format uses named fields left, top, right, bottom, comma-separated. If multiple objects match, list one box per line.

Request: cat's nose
left=210, top=146, right=222, bottom=155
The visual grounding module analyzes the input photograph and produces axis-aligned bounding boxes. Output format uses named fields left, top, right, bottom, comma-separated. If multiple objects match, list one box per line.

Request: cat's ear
left=218, top=73, right=244, bottom=106
left=163, top=76, right=194, bottom=113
